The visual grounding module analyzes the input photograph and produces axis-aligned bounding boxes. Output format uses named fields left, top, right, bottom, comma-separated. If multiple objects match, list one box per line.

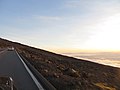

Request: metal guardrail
left=17, top=52, right=56, bottom=90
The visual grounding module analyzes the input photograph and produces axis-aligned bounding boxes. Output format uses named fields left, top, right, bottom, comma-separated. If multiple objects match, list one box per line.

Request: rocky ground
left=0, top=38, right=120, bottom=90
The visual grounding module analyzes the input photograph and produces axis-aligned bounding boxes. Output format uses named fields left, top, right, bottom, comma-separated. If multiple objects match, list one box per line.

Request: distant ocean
left=63, top=52, right=120, bottom=68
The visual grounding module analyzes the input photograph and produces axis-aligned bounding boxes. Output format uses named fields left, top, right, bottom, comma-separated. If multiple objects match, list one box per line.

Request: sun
left=86, top=13, right=120, bottom=51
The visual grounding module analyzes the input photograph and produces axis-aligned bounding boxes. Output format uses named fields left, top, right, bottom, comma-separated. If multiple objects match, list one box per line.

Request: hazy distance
left=0, top=0, right=120, bottom=53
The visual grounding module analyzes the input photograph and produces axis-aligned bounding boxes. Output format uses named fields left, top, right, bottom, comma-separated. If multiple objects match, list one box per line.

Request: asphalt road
left=0, top=50, right=40, bottom=90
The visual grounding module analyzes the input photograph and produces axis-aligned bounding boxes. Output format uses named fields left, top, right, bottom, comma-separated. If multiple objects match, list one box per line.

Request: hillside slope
left=0, top=38, right=120, bottom=90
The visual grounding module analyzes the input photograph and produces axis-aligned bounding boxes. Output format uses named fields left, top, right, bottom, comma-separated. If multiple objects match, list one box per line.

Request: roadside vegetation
left=0, top=38, right=120, bottom=90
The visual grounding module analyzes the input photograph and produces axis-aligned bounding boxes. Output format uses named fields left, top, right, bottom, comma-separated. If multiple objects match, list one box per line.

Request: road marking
left=15, top=50, right=44, bottom=90
left=0, top=49, right=6, bottom=54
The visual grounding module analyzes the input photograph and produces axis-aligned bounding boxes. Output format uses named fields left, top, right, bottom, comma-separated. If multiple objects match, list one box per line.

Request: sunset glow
left=1, top=0, right=120, bottom=53
left=84, top=13, right=120, bottom=51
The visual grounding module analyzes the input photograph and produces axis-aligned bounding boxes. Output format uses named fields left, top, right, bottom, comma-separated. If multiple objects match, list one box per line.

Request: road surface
left=0, top=50, right=42, bottom=90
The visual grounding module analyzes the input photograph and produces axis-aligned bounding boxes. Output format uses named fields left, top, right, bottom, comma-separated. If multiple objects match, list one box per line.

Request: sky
left=1, top=0, right=120, bottom=53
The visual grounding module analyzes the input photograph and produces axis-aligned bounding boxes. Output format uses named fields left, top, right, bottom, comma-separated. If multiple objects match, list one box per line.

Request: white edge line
left=15, top=50, right=44, bottom=90
left=0, top=49, right=6, bottom=54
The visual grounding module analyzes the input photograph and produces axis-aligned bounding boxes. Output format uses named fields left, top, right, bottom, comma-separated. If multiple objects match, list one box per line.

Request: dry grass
left=0, top=38, right=120, bottom=90
left=95, top=83, right=116, bottom=90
